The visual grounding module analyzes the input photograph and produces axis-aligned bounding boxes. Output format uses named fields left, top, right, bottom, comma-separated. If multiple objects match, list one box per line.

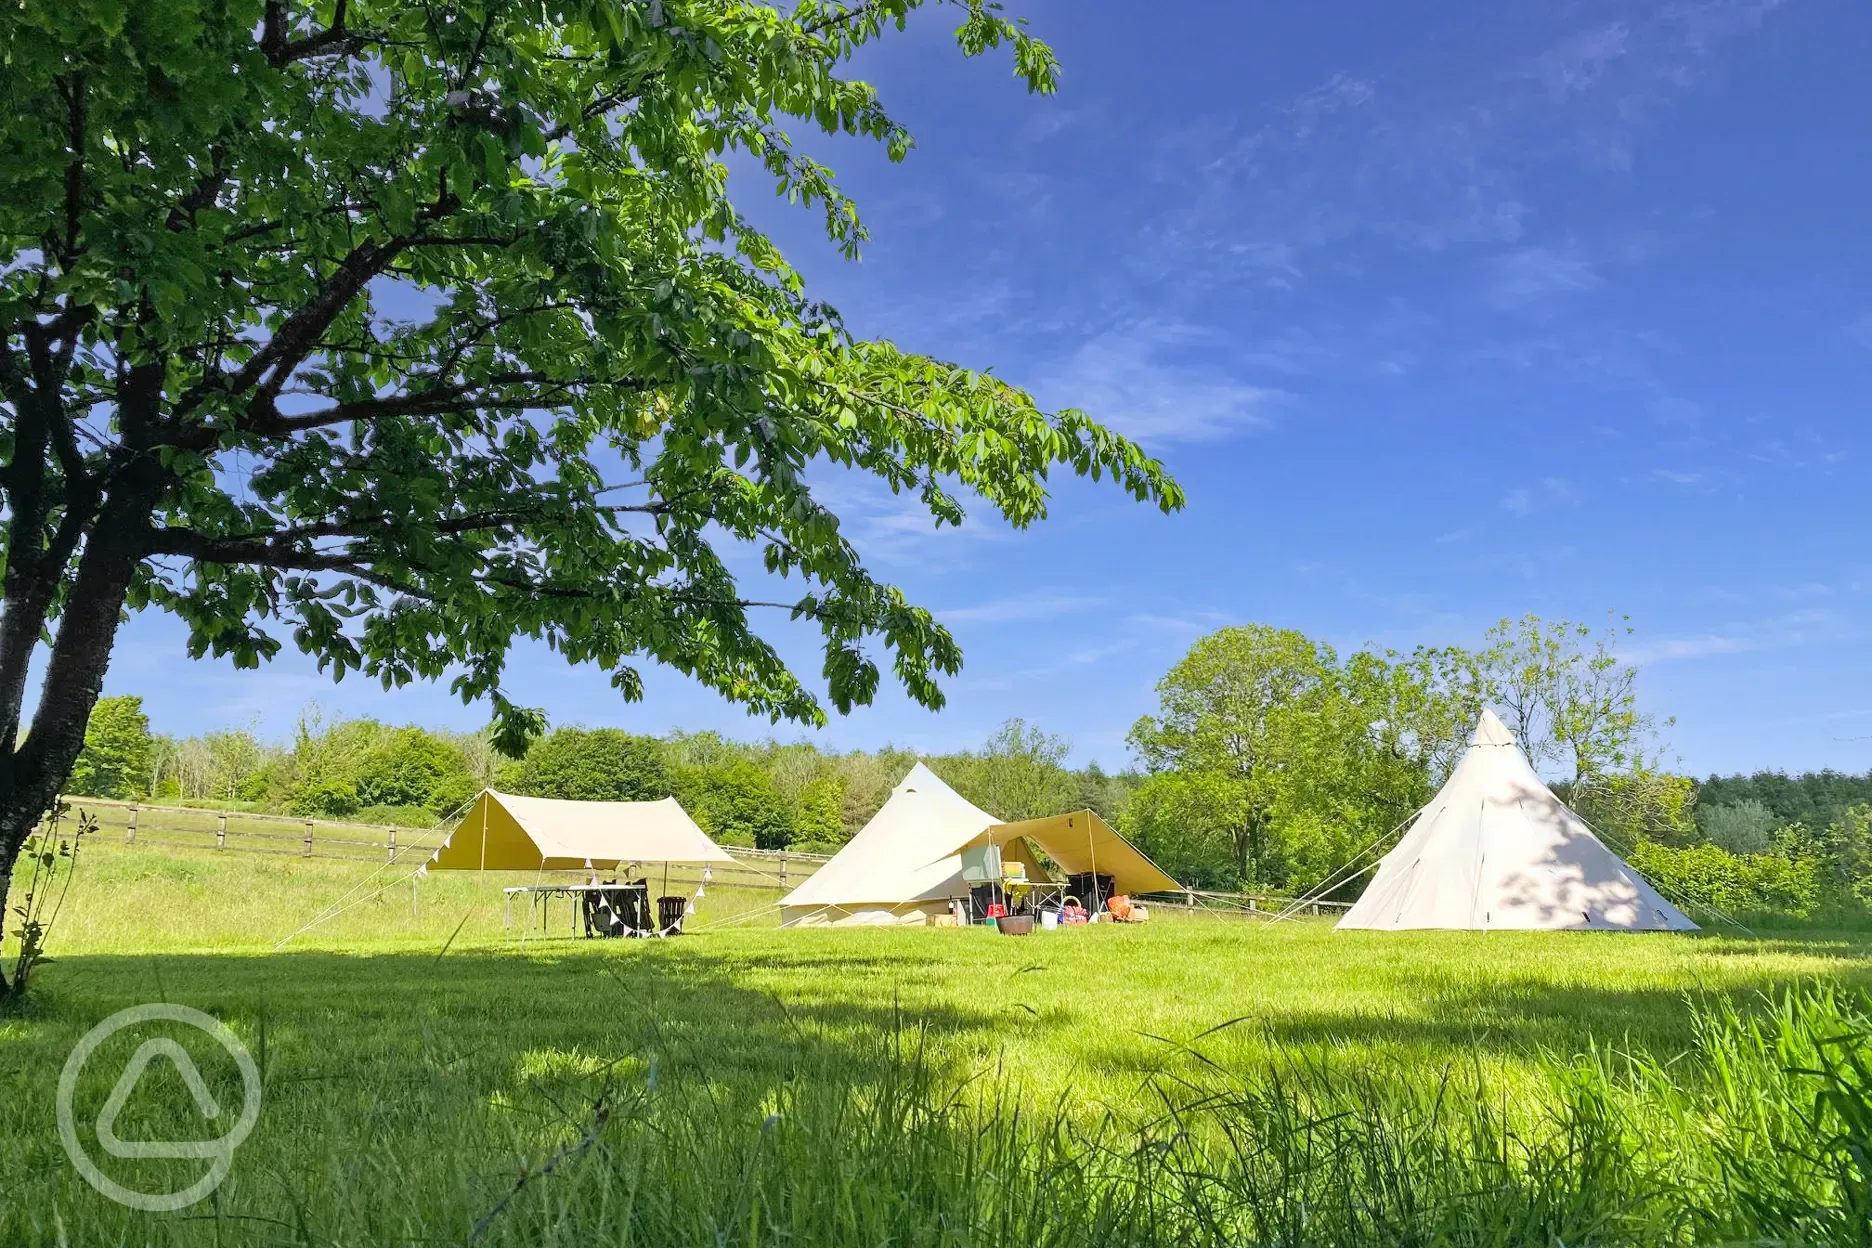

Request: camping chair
left=581, top=888, right=609, bottom=938
left=611, top=882, right=652, bottom=935
left=586, top=884, right=629, bottom=938
left=657, top=894, right=688, bottom=935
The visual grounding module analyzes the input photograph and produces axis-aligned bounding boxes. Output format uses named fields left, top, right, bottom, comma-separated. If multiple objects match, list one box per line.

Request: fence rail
left=1139, top=888, right=1353, bottom=918
left=43, top=798, right=1347, bottom=916
left=38, top=795, right=828, bottom=889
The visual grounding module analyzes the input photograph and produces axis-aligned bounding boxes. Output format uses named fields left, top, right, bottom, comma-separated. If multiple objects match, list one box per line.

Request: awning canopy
left=971, top=810, right=1182, bottom=895
left=425, top=789, right=736, bottom=872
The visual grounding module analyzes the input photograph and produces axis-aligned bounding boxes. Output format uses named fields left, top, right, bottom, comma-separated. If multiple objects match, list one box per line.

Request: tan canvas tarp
left=782, top=766, right=1182, bottom=927
left=1336, top=711, right=1696, bottom=931
left=972, top=811, right=1181, bottom=895
left=425, top=789, right=735, bottom=872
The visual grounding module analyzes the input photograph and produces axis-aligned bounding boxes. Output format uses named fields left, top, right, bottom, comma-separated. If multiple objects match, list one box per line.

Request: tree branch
left=59, top=72, right=87, bottom=267
left=261, top=0, right=370, bottom=66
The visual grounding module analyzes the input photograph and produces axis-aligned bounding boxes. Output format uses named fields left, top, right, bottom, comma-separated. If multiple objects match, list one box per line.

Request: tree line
left=64, top=697, right=1124, bottom=855
left=61, top=612, right=1872, bottom=921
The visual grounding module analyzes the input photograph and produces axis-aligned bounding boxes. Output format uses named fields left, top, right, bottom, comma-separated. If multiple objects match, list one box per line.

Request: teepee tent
left=1336, top=710, right=1696, bottom=931
left=424, top=789, right=736, bottom=873
left=779, top=764, right=1181, bottom=927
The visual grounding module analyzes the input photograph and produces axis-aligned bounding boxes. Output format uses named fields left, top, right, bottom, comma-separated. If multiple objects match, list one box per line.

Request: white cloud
left=1628, top=606, right=1856, bottom=666
left=1041, top=321, right=1283, bottom=444
left=1627, top=634, right=1752, bottom=664
left=940, top=593, right=1107, bottom=624
left=1531, top=23, right=1631, bottom=97
left=1488, top=244, right=1601, bottom=307
left=1499, top=477, right=1578, bottom=515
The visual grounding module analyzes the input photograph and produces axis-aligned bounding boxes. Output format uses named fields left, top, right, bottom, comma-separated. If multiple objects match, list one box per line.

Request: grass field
left=5, top=843, right=1872, bottom=1245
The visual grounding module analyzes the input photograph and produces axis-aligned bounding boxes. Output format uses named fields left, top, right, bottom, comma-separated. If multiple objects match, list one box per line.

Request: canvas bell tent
left=424, top=789, right=736, bottom=873
left=780, top=763, right=1180, bottom=926
left=1336, top=710, right=1696, bottom=932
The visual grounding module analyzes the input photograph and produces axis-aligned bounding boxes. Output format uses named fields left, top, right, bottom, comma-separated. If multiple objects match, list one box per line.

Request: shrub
left=354, top=727, right=475, bottom=812
left=1629, top=837, right=1822, bottom=919
left=792, top=776, right=846, bottom=845
left=513, top=728, right=672, bottom=802
left=682, top=760, right=793, bottom=848
left=290, top=777, right=360, bottom=818
left=1703, top=798, right=1778, bottom=854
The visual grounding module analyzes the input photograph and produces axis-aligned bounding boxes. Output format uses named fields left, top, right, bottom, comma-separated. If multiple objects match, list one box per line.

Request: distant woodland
left=61, top=614, right=1872, bottom=923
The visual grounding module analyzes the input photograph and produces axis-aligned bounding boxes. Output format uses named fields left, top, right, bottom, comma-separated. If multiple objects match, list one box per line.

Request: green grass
left=5, top=843, right=1872, bottom=1245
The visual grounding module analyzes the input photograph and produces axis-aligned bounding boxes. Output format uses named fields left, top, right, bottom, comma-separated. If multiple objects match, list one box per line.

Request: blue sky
left=110, top=0, right=1872, bottom=777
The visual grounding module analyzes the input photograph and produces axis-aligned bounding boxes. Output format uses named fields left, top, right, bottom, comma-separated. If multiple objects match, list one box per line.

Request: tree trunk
left=0, top=477, right=155, bottom=996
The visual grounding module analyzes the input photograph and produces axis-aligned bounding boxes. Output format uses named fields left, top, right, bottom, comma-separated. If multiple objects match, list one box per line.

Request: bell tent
left=780, top=763, right=1179, bottom=926
left=1336, top=710, right=1696, bottom=932
left=423, top=789, right=736, bottom=873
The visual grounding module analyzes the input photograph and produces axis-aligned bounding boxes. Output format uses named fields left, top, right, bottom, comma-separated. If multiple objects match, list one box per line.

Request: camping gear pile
left=779, top=764, right=1182, bottom=928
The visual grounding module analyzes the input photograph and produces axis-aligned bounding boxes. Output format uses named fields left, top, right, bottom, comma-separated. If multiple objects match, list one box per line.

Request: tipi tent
left=424, top=789, right=736, bottom=873
left=1336, top=710, right=1695, bottom=931
left=780, top=764, right=1181, bottom=927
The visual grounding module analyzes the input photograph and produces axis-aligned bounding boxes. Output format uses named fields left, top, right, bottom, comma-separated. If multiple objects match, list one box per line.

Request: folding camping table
left=503, top=883, right=648, bottom=937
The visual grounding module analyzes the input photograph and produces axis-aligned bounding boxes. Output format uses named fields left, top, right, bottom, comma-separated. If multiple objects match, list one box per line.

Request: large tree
left=0, top=0, right=1182, bottom=992
left=1479, top=613, right=1660, bottom=783
left=1127, top=626, right=1477, bottom=891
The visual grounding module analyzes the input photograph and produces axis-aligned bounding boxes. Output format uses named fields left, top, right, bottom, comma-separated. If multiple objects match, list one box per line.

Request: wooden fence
left=39, top=796, right=830, bottom=893
left=42, top=797, right=1346, bottom=915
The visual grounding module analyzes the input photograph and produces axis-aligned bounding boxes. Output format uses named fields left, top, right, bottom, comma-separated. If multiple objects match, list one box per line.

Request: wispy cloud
left=1039, top=321, right=1284, bottom=443
left=1499, top=477, right=1579, bottom=516
left=1487, top=244, right=1601, bottom=308
left=1530, top=23, right=1632, bottom=98
left=805, top=473, right=1004, bottom=570
left=940, top=593, right=1107, bottom=624
left=1628, top=607, right=1858, bottom=666
left=1628, top=633, right=1753, bottom=664
left=1138, top=1, right=1786, bottom=284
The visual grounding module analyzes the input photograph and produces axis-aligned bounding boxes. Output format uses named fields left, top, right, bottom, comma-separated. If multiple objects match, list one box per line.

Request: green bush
left=511, top=727, right=672, bottom=802
left=354, top=727, right=475, bottom=811
left=682, top=759, right=793, bottom=848
left=290, top=776, right=360, bottom=818
left=1629, top=837, right=1822, bottom=918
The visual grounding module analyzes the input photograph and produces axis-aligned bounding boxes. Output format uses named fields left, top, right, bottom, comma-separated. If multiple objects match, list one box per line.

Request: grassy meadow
left=5, top=842, right=1872, bottom=1245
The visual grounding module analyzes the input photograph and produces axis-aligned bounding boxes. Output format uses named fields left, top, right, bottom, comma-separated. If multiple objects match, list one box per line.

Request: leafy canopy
left=66, top=695, right=154, bottom=800
left=0, top=0, right=1181, bottom=762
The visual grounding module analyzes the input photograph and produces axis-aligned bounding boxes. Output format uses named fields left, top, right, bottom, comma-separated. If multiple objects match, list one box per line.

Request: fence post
left=387, top=827, right=397, bottom=863
left=779, top=850, right=788, bottom=888
left=303, top=819, right=314, bottom=857
left=1246, top=896, right=1257, bottom=914
left=1186, top=889, right=1195, bottom=910
left=125, top=805, right=138, bottom=844
left=216, top=813, right=227, bottom=850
